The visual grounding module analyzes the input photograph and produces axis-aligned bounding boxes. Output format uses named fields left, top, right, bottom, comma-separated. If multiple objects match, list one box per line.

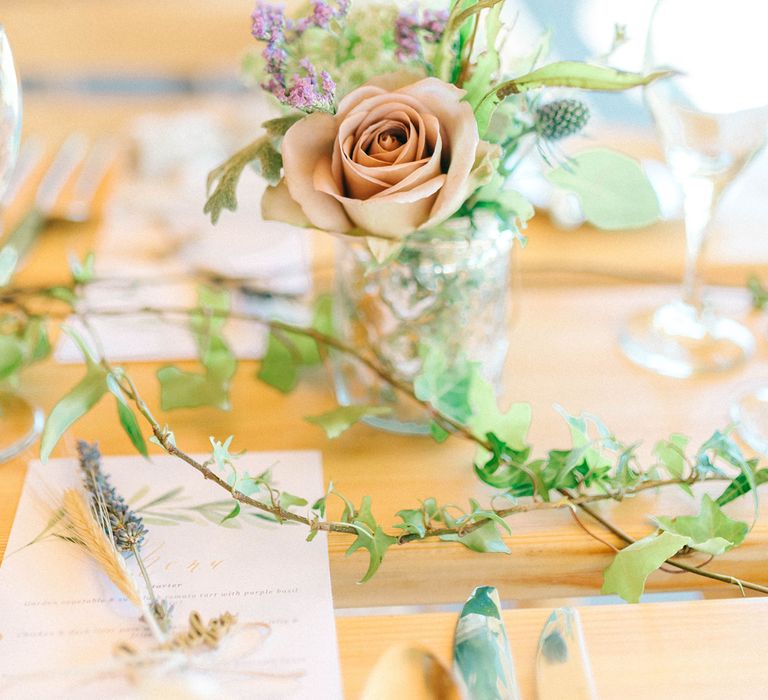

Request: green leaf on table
left=468, top=370, right=531, bottom=452
left=257, top=296, right=331, bottom=393
left=546, top=149, right=660, bottom=230
left=345, top=496, right=397, bottom=583
left=654, top=494, right=749, bottom=555
left=106, top=374, right=148, bottom=457
left=158, top=286, right=237, bottom=410
left=305, top=405, right=391, bottom=439
left=394, top=508, right=427, bottom=539
left=715, top=467, right=768, bottom=507
left=0, top=246, right=18, bottom=287
left=441, top=520, right=510, bottom=554
left=601, top=531, right=690, bottom=603
left=413, top=347, right=477, bottom=423
left=475, top=62, right=671, bottom=135
left=40, top=365, right=108, bottom=462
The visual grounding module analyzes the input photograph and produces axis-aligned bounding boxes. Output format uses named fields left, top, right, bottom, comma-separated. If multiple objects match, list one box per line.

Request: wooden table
left=2, top=94, right=768, bottom=698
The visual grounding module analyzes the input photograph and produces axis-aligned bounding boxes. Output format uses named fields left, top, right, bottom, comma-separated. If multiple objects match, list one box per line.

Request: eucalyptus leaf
left=107, top=374, right=149, bottom=457
left=40, top=366, right=108, bottom=462
left=601, top=531, right=690, bottom=603
left=306, top=405, right=391, bottom=439
left=546, top=149, right=660, bottom=229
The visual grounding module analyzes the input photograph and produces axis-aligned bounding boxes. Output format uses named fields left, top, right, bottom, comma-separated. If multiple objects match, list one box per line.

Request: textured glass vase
left=332, top=215, right=515, bottom=434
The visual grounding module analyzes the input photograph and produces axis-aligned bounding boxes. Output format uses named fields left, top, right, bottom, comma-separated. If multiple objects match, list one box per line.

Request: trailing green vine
left=3, top=261, right=768, bottom=601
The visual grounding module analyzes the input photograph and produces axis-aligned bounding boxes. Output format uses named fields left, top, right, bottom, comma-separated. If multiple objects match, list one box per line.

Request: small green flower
left=535, top=99, right=590, bottom=141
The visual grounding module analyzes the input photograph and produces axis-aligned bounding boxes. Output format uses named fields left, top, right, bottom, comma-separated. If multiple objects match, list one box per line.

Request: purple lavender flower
left=251, top=2, right=285, bottom=41
left=395, top=7, right=449, bottom=62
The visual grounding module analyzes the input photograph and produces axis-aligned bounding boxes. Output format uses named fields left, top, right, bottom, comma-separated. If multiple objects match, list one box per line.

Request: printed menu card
left=0, top=451, right=342, bottom=699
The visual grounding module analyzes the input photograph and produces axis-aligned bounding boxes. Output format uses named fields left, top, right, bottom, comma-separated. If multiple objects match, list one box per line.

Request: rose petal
left=261, top=178, right=310, bottom=228
left=282, top=112, right=352, bottom=232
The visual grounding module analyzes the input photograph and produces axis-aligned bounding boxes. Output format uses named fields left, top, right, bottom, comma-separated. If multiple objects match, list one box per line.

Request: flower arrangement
left=206, top=0, right=668, bottom=245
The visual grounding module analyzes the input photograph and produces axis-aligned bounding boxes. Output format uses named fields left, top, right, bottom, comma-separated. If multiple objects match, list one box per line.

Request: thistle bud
left=535, top=99, right=590, bottom=141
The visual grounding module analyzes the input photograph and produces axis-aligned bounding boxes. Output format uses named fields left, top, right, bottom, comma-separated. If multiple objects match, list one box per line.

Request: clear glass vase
left=331, top=214, right=516, bottom=434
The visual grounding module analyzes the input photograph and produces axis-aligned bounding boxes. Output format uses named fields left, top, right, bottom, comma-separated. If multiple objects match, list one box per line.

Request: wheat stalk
left=62, top=488, right=143, bottom=608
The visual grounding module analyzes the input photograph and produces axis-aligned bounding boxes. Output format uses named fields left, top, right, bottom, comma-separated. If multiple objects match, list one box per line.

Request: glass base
left=619, top=300, right=754, bottom=378
left=731, top=386, right=768, bottom=455
left=0, top=392, right=45, bottom=463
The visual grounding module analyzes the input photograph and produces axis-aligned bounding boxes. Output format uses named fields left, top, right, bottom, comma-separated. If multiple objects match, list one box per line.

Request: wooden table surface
left=2, top=93, right=768, bottom=698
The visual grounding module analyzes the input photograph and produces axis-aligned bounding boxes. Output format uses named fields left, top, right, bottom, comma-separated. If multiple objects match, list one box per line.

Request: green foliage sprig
left=6, top=268, right=768, bottom=602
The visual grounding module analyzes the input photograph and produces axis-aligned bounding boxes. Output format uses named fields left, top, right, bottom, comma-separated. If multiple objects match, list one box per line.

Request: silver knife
left=453, top=585, right=520, bottom=700
left=535, top=608, right=598, bottom=700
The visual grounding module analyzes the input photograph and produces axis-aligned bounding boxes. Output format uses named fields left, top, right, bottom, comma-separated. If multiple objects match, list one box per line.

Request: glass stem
left=679, top=174, right=718, bottom=310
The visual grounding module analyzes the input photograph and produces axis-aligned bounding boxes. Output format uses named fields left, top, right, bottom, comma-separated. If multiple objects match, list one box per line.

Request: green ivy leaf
left=601, top=531, right=690, bottom=603
left=106, top=375, right=148, bottom=457
left=654, top=495, right=749, bottom=555
left=257, top=298, right=331, bottom=393
left=0, top=246, right=18, bottom=287
left=305, top=405, right=391, bottom=439
left=441, top=521, right=510, bottom=554
left=468, top=370, right=531, bottom=452
left=653, top=434, right=689, bottom=480
left=157, top=366, right=232, bottom=411
left=279, top=491, right=308, bottom=510
left=546, top=149, right=660, bottom=230
left=414, top=347, right=477, bottom=423
left=394, top=508, right=427, bottom=538
left=221, top=501, right=241, bottom=524
left=345, top=496, right=397, bottom=583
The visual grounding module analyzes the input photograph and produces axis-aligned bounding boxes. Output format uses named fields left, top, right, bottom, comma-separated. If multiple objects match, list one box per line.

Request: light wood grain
left=338, top=597, right=768, bottom=699
left=2, top=93, right=768, bottom=698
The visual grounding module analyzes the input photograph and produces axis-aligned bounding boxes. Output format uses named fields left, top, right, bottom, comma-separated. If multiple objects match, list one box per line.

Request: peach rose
left=269, top=74, right=499, bottom=238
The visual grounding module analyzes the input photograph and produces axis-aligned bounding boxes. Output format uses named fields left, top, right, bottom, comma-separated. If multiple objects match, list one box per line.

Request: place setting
left=1, top=1, right=768, bottom=698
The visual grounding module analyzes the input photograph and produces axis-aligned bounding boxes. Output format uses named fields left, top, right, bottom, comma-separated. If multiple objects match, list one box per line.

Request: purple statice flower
left=251, top=0, right=339, bottom=113
left=251, top=2, right=286, bottom=41
left=395, top=7, right=449, bottom=62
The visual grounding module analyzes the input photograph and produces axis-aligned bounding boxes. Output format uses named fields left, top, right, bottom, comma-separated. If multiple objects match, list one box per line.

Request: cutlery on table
left=453, top=585, right=520, bottom=700
left=1, top=133, right=117, bottom=263
left=535, top=607, right=598, bottom=700
left=359, top=644, right=463, bottom=700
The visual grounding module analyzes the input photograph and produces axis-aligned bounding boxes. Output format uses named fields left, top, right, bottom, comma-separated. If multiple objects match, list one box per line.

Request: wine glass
left=0, top=26, right=43, bottom=463
left=619, top=0, right=768, bottom=378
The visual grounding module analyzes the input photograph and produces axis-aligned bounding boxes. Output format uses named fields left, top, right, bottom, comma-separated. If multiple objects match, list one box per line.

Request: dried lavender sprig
left=77, top=441, right=173, bottom=633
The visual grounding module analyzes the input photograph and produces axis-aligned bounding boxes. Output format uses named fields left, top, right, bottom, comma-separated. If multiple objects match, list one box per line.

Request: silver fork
left=1, top=133, right=117, bottom=264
